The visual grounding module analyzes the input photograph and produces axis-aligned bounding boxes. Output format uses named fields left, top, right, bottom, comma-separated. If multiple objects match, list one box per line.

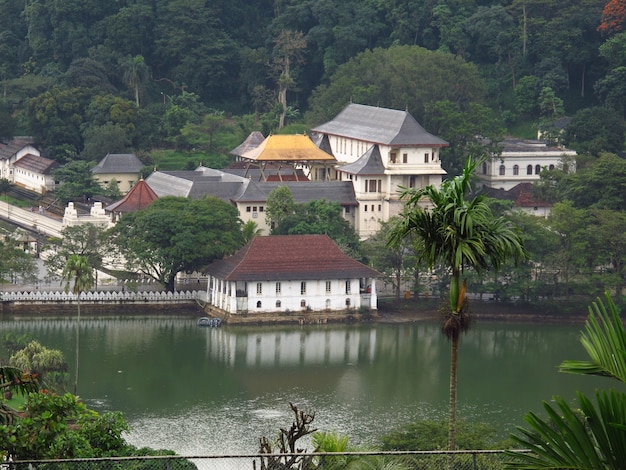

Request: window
left=246, top=206, right=251, bottom=212
left=378, top=204, right=382, bottom=211
left=513, top=165, right=519, bottom=175
left=549, top=164, right=555, bottom=170
left=256, top=301, right=262, bottom=308
left=371, top=204, right=374, bottom=212
left=364, top=205, right=368, bottom=212
left=424, top=153, right=429, bottom=163
left=389, top=152, right=397, bottom=163
left=300, top=282, right=306, bottom=295
left=326, top=281, right=331, bottom=293
left=535, top=164, right=541, bottom=175
left=345, top=298, right=351, bottom=306
left=409, top=176, right=416, bottom=188
left=259, top=206, right=264, bottom=212
left=368, top=180, right=377, bottom=192
left=252, top=206, right=257, bottom=212
left=345, top=206, right=350, bottom=214
left=275, top=282, right=281, bottom=295
left=256, top=283, right=262, bottom=295
left=482, top=162, right=487, bottom=174
left=345, top=280, right=351, bottom=294
left=499, top=164, right=505, bottom=176
left=527, top=165, right=533, bottom=175
left=276, top=300, right=281, bottom=308
left=301, top=299, right=306, bottom=307
left=403, top=153, right=408, bottom=163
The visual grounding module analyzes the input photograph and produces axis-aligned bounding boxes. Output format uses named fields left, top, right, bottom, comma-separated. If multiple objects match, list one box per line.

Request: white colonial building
left=204, top=235, right=380, bottom=315
left=311, top=103, right=448, bottom=238
left=0, top=137, right=58, bottom=194
left=478, top=138, right=576, bottom=191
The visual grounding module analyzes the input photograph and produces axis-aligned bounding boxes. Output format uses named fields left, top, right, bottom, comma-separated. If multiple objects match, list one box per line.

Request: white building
left=311, top=103, right=449, bottom=238
left=0, top=137, right=39, bottom=182
left=478, top=138, right=576, bottom=191
left=204, top=234, right=380, bottom=315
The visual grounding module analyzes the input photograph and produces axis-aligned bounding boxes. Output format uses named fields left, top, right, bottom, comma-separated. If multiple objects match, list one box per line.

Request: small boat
left=197, top=317, right=221, bottom=327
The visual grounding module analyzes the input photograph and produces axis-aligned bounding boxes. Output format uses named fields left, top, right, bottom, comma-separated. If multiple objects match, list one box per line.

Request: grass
left=148, top=149, right=233, bottom=171
left=2, top=195, right=32, bottom=208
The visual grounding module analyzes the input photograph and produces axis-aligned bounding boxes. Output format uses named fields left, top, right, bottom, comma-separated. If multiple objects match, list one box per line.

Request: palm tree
left=388, top=157, right=527, bottom=457
left=62, top=254, right=93, bottom=395
left=507, top=293, right=626, bottom=469
left=242, top=220, right=263, bottom=243
left=122, top=55, right=149, bottom=107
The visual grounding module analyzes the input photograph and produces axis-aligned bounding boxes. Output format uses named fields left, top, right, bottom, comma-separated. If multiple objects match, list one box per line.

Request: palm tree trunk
left=448, top=336, right=459, bottom=469
left=74, top=299, right=80, bottom=395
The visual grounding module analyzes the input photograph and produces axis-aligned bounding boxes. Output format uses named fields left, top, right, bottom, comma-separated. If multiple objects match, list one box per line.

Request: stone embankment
left=0, top=290, right=205, bottom=318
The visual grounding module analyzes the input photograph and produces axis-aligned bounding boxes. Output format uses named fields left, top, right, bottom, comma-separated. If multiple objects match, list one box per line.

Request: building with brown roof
left=12, top=153, right=58, bottom=194
left=204, top=234, right=380, bottom=315
left=105, top=179, right=159, bottom=221
left=0, top=137, right=40, bottom=184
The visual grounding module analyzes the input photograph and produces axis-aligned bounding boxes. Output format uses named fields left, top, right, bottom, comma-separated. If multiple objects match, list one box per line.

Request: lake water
left=0, top=316, right=612, bottom=456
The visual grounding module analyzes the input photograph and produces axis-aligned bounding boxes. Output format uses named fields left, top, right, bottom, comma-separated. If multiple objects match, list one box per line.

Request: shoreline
left=0, top=297, right=594, bottom=324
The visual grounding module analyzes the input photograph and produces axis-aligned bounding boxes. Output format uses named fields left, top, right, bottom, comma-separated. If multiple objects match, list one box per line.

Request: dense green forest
left=0, top=0, right=625, bottom=173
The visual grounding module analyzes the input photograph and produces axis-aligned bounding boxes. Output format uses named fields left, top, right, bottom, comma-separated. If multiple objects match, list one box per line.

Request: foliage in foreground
left=506, top=293, right=626, bottom=469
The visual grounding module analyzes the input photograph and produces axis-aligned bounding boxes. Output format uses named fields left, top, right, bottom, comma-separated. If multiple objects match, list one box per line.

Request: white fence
left=1, top=290, right=207, bottom=304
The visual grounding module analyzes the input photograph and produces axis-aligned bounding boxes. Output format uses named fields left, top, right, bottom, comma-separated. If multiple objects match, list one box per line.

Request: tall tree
left=62, top=254, right=93, bottom=395
left=121, top=55, right=150, bottom=107
left=265, top=185, right=296, bottom=231
left=111, top=196, right=243, bottom=291
left=388, top=157, right=527, bottom=461
left=43, top=223, right=110, bottom=288
left=272, top=30, right=306, bottom=129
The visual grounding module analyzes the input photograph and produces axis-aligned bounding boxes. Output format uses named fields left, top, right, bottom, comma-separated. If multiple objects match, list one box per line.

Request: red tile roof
left=105, top=179, right=158, bottom=213
left=205, top=235, right=381, bottom=281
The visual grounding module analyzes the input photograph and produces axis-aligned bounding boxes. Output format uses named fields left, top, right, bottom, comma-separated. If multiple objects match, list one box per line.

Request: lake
left=0, top=316, right=612, bottom=456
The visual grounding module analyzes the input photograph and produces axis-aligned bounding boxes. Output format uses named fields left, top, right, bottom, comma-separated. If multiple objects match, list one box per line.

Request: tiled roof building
left=204, top=234, right=380, bottom=315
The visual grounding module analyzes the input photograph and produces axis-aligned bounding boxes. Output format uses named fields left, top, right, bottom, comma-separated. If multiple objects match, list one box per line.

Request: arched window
left=482, top=162, right=487, bottom=174
left=256, top=301, right=262, bottom=308
left=535, top=164, right=541, bottom=175
left=345, top=298, right=351, bottom=306
left=301, top=299, right=306, bottom=308
left=549, top=164, right=555, bottom=170
left=499, top=164, right=505, bottom=176
left=276, top=300, right=281, bottom=308
left=513, top=165, right=519, bottom=175
left=527, top=165, right=533, bottom=175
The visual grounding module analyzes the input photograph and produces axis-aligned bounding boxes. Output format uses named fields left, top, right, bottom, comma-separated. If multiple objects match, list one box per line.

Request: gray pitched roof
left=230, top=131, right=265, bottom=157
left=92, top=153, right=144, bottom=174
left=312, top=103, right=448, bottom=147
left=338, top=145, right=385, bottom=175
left=234, top=180, right=358, bottom=206
left=145, top=167, right=250, bottom=201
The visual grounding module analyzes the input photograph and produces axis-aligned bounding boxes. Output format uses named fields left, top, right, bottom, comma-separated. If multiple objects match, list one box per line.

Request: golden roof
left=239, top=134, right=336, bottom=162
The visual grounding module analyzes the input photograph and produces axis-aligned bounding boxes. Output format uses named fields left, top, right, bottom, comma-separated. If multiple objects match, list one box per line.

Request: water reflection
left=0, top=317, right=609, bottom=456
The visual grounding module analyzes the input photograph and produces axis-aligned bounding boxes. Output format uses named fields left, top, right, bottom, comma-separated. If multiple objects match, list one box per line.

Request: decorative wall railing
left=1, top=290, right=206, bottom=303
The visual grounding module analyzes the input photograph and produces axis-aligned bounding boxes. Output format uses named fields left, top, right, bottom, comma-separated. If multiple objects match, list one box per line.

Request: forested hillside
left=0, top=0, right=624, bottom=172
